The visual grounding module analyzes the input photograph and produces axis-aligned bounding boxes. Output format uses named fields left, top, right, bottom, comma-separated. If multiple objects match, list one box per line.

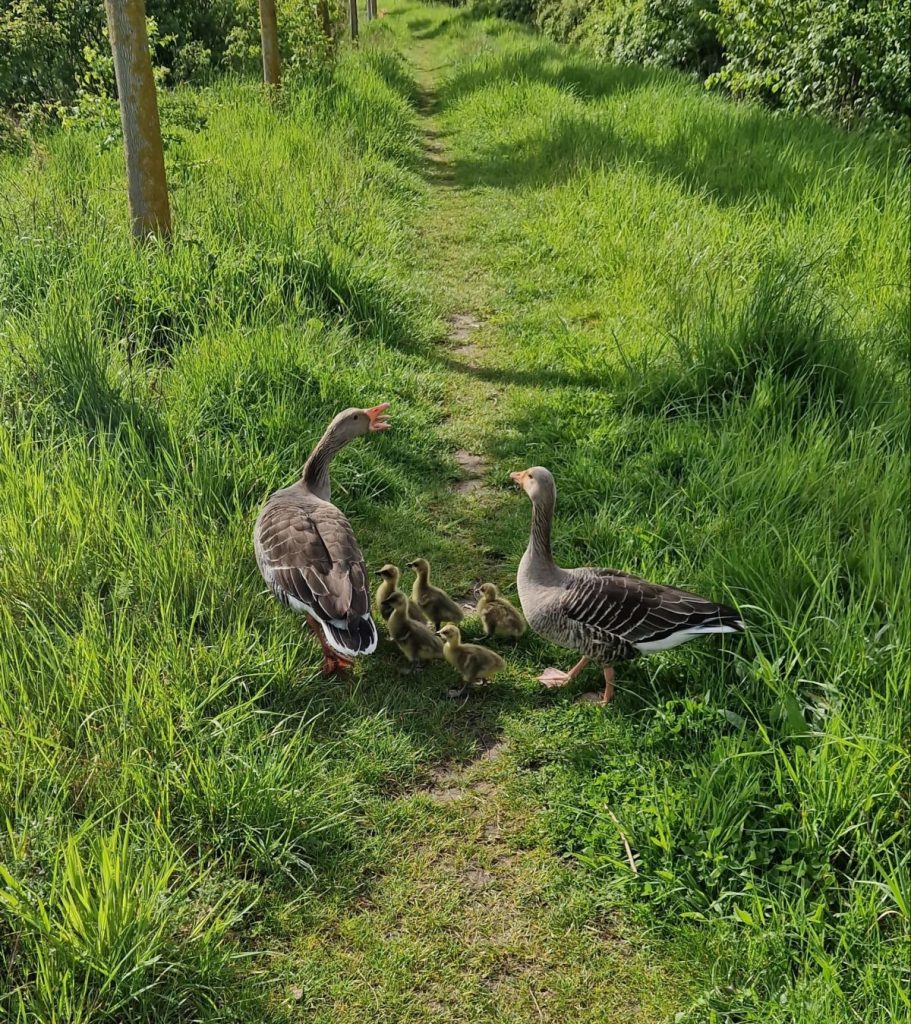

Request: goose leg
left=306, top=615, right=352, bottom=675
left=578, top=666, right=616, bottom=704
left=538, top=657, right=589, bottom=688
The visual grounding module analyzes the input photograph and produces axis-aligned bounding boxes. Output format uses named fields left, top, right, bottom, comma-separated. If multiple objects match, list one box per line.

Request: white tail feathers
left=634, top=620, right=743, bottom=654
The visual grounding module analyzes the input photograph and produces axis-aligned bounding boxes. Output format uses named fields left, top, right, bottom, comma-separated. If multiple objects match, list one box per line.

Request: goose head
left=509, top=466, right=555, bottom=507
left=329, top=403, right=391, bottom=441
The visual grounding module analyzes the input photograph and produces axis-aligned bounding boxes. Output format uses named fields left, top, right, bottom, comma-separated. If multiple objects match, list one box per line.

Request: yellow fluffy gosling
left=386, top=591, right=443, bottom=672
left=374, top=564, right=429, bottom=623
left=437, top=623, right=506, bottom=696
left=476, top=583, right=526, bottom=638
left=407, top=558, right=464, bottom=629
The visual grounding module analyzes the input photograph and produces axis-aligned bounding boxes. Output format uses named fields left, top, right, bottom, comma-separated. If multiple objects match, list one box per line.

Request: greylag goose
left=510, top=467, right=744, bottom=703
left=436, top=624, right=506, bottom=695
left=374, top=564, right=429, bottom=623
left=407, top=558, right=464, bottom=630
left=385, top=591, right=444, bottom=672
left=476, top=583, right=526, bottom=638
left=254, top=404, right=390, bottom=674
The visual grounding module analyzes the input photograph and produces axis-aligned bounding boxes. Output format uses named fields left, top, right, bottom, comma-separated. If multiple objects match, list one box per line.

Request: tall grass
left=415, top=11, right=910, bottom=1021
left=0, top=36, right=454, bottom=1020
left=1, top=3, right=908, bottom=1020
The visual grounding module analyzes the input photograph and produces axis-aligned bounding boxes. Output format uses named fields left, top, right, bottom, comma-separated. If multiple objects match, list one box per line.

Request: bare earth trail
left=281, top=17, right=701, bottom=1023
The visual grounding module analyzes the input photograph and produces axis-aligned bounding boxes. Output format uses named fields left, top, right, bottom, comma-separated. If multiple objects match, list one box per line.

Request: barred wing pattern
left=552, top=568, right=743, bottom=663
left=255, top=499, right=377, bottom=658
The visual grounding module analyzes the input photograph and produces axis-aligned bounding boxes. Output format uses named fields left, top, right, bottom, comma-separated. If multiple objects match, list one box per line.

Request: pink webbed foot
left=538, top=656, right=591, bottom=689
left=538, top=668, right=574, bottom=688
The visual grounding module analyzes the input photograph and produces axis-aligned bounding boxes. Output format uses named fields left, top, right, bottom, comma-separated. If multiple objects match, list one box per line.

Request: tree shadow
left=442, top=45, right=650, bottom=106
left=450, top=111, right=624, bottom=190
left=434, top=351, right=609, bottom=391
left=431, top=22, right=897, bottom=209
left=410, top=7, right=487, bottom=41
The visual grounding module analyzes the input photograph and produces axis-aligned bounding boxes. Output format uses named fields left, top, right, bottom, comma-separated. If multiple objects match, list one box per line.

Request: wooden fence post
left=259, top=0, right=281, bottom=86
left=103, top=0, right=171, bottom=240
left=349, top=0, right=359, bottom=39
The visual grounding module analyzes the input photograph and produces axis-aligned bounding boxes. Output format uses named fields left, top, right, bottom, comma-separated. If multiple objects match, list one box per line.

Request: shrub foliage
left=481, top=0, right=910, bottom=126
left=0, top=0, right=338, bottom=136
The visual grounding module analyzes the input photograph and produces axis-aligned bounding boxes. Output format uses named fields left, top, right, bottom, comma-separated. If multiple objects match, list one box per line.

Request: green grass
left=1, top=3, right=908, bottom=1021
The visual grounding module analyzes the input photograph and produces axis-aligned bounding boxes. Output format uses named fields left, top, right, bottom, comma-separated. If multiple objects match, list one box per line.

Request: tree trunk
left=366, top=0, right=376, bottom=22
left=317, top=0, right=333, bottom=44
left=103, top=0, right=171, bottom=240
left=258, top=0, right=281, bottom=86
left=349, top=0, right=358, bottom=39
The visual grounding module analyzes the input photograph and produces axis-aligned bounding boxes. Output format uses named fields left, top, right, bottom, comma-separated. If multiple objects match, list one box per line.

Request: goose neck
left=302, top=424, right=345, bottom=497
left=527, top=496, right=555, bottom=566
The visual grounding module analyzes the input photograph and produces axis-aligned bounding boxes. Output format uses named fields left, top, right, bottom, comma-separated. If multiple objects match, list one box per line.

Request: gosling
left=386, top=591, right=443, bottom=672
left=476, top=583, right=526, bottom=638
left=374, top=564, right=429, bottom=623
left=407, top=558, right=464, bottom=630
left=437, top=623, right=506, bottom=696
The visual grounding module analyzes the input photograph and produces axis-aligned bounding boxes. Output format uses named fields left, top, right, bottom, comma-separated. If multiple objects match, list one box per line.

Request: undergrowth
left=0, top=4, right=908, bottom=1022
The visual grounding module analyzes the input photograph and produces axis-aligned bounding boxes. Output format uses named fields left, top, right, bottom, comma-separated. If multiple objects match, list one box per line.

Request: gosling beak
left=434, top=629, right=444, bottom=637
left=364, top=402, right=391, bottom=432
left=373, top=569, right=385, bottom=577
left=509, top=470, right=527, bottom=487
left=405, top=560, right=417, bottom=569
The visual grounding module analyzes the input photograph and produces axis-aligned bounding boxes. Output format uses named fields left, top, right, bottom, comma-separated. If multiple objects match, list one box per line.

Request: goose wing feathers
left=255, top=500, right=376, bottom=656
left=560, top=568, right=741, bottom=648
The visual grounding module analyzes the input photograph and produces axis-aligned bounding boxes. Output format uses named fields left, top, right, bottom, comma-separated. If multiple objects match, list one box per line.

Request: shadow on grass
left=435, top=351, right=610, bottom=391
left=423, top=13, right=897, bottom=208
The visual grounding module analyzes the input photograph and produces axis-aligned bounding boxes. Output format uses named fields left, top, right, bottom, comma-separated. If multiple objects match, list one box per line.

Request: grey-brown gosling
left=476, top=583, right=526, bottom=638
left=386, top=591, right=444, bottom=672
left=374, top=564, right=429, bottom=624
left=407, top=558, right=465, bottom=630
left=436, top=624, right=506, bottom=695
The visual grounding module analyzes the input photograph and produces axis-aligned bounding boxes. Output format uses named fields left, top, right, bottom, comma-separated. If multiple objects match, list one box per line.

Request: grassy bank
left=1, top=3, right=908, bottom=1021
left=0, top=43, right=463, bottom=1020
left=406, top=8, right=909, bottom=1021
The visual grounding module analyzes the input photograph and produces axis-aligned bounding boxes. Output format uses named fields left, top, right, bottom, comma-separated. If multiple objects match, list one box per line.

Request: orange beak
left=509, top=470, right=527, bottom=487
left=364, top=403, right=391, bottom=432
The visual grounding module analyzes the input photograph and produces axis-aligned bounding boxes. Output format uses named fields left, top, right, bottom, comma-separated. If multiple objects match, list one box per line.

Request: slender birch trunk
left=259, top=0, right=281, bottom=86
left=104, top=0, right=171, bottom=240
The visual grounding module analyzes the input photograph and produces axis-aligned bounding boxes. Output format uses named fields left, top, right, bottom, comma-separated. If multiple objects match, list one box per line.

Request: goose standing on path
left=510, top=467, right=744, bottom=703
left=254, top=404, right=390, bottom=674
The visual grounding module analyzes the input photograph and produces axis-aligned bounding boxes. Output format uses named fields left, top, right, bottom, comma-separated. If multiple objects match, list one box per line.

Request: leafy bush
left=477, top=0, right=910, bottom=127
left=709, top=0, right=911, bottom=125
left=559, top=0, right=721, bottom=75
left=0, top=0, right=339, bottom=135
